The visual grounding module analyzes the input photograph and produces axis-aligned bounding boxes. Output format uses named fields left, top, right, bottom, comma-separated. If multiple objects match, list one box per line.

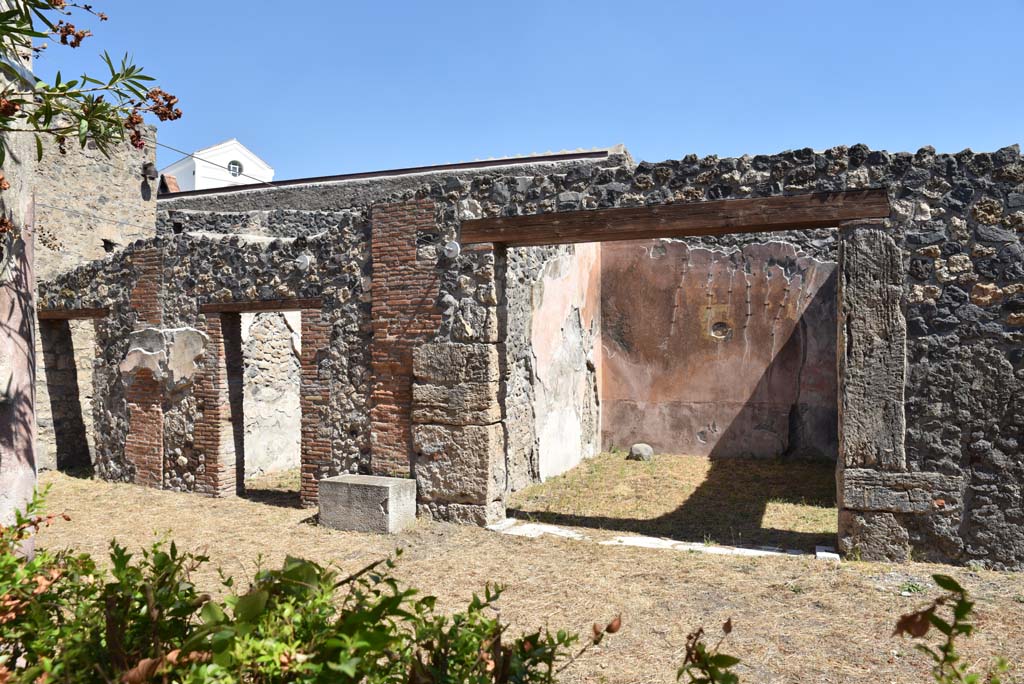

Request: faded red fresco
left=600, top=240, right=837, bottom=460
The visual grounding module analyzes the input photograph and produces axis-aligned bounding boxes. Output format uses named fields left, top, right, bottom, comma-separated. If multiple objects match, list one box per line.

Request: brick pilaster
left=193, top=313, right=237, bottom=496
left=369, top=200, right=441, bottom=478
left=299, top=308, right=332, bottom=506
left=124, top=368, right=163, bottom=487
left=129, top=247, right=163, bottom=327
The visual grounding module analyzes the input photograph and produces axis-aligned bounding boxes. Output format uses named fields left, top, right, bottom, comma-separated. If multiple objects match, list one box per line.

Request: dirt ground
left=510, top=452, right=837, bottom=551
left=35, top=470, right=1024, bottom=684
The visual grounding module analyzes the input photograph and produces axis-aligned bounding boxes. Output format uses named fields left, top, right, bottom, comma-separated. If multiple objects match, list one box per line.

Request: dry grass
left=35, top=471, right=1024, bottom=684
left=511, top=452, right=837, bottom=551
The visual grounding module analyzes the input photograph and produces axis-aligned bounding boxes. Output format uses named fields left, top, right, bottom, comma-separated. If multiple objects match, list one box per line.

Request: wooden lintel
left=199, top=298, right=323, bottom=314
left=37, top=307, right=109, bottom=320
left=460, top=189, right=890, bottom=246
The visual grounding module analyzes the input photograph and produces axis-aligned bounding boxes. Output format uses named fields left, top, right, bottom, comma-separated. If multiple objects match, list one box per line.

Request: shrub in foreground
left=0, top=492, right=1011, bottom=683
left=0, top=493, right=619, bottom=683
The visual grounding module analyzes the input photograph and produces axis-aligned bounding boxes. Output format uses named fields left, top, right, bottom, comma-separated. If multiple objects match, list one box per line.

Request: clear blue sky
left=35, top=0, right=1024, bottom=181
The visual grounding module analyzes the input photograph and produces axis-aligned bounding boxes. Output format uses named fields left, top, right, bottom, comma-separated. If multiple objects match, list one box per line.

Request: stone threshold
left=486, top=519, right=841, bottom=562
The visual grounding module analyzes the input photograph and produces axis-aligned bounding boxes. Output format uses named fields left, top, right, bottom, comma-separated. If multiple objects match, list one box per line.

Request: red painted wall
left=600, top=240, right=837, bottom=461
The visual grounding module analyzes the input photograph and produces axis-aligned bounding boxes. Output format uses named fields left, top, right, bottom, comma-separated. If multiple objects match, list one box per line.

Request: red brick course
left=124, top=246, right=165, bottom=486
left=192, top=313, right=238, bottom=497
left=369, top=200, right=441, bottom=478
left=129, top=247, right=163, bottom=327
left=299, top=308, right=332, bottom=507
left=124, top=368, right=163, bottom=487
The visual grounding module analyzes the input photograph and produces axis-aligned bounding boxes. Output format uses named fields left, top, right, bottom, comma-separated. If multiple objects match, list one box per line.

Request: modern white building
left=159, top=139, right=273, bottom=192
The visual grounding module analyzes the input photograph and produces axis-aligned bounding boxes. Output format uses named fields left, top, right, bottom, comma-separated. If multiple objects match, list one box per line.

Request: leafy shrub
left=0, top=493, right=1012, bottom=683
left=894, top=574, right=1010, bottom=684
left=0, top=493, right=620, bottom=683
left=676, top=619, right=739, bottom=684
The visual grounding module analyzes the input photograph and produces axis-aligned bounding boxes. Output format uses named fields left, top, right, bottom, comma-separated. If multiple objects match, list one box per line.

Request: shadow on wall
left=510, top=271, right=840, bottom=550
left=39, top=319, right=94, bottom=476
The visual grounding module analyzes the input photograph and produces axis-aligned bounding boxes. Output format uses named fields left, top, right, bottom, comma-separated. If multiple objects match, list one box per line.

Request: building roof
left=158, top=138, right=274, bottom=175
left=159, top=174, right=180, bottom=194
left=158, top=146, right=627, bottom=199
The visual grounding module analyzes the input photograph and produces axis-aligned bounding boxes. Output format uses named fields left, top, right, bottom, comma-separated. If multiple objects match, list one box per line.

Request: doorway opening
left=222, top=310, right=303, bottom=506
left=461, top=190, right=890, bottom=551
left=39, top=316, right=98, bottom=476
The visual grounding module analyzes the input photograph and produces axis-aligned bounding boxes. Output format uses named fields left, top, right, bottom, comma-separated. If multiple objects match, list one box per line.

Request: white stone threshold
left=486, top=519, right=841, bottom=562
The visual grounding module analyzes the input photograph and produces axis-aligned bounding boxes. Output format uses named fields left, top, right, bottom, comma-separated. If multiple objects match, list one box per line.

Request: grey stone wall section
left=837, top=225, right=907, bottom=471
left=34, top=127, right=158, bottom=471
left=39, top=209, right=373, bottom=492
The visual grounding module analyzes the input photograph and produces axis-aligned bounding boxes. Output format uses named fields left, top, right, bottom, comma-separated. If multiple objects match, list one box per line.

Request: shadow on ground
left=509, top=456, right=837, bottom=551
left=241, top=486, right=303, bottom=509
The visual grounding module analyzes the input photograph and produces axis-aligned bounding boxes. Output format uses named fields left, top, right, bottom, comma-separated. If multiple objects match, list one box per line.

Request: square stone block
left=318, top=474, right=417, bottom=534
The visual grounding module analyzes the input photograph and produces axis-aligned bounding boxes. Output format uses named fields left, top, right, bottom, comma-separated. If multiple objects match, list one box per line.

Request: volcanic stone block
left=838, top=226, right=907, bottom=470
left=412, top=423, right=505, bottom=506
left=412, top=342, right=500, bottom=384
left=839, top=469, right=960, bottom=514
left=411, top=381, right=501, bottom=425
left=318, top=474, right=417, bottom=534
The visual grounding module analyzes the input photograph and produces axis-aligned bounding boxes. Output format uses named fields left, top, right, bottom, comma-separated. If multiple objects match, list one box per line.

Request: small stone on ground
left=627, top=443, right=654, bottom=461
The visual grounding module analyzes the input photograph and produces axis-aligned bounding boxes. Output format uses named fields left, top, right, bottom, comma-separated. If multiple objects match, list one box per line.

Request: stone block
left=627, top=443, right=654, bottom=461
left=412, top=342, right=499, bottom=384
left=838, top=228, right=907, bottom=470
left=412, top=381, right=501, bottom=425
left=412, top=423, right=505, bottom=505
left=839, top=469, right=960, bottom=514
left=417, top=500, right=505, bottom=526
left=838, top=510, right=910, bottom=561
left=318, top=474, right=417, bottom=534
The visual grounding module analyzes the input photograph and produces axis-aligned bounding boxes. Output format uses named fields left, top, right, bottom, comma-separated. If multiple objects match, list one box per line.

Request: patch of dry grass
left=34, top=471, right=1024, bottom=684
left=510, top=452, right=837, bottom=550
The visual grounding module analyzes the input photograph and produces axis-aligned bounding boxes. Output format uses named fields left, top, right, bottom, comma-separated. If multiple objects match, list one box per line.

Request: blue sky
left=35, top=0, right=1024, bottom=181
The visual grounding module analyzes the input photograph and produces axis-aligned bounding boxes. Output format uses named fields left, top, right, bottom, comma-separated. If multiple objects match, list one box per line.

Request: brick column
left=193, top=313, right=238, bottom=496
left=129, top=247, right=163, bottom=327
left=299, top=308, right=332, bottom=506
left=124, top=369, right=163, bottom=487
left=369, top=200, right=441, bottom=477
left=124, top=245, right=164, bottom=486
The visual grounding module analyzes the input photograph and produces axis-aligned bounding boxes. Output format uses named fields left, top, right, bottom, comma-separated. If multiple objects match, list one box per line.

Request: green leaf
left=210, top=628, right=235, bottom=654
left=708, top=654, right=741, bottom=668
left=34, top=134, right=42, bottom=162
left=200, top=601, right=226, bottom=625
left=234, top=589, right=268, bottom=622
left=77, top=118, right=88, bottom=147
left=933, top=575, right=964, bottom=594
left=929, top=614, right=953, bottom=636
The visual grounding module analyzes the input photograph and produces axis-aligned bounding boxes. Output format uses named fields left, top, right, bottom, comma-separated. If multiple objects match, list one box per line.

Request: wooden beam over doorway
left=37, top=307, right=109, bottom=320
left=199, top=298, right=323, bottom=314
left=460, top=189, right=890, bottom=246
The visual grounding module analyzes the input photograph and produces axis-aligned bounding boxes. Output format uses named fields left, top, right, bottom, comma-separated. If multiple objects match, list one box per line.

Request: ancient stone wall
left=34, top=128, right=158, bottom=472
left=130, top=143, right=1024, bottom=568
left=601, top=239, right=837, bottom=461
left=39, top=209, right=372, bottom=501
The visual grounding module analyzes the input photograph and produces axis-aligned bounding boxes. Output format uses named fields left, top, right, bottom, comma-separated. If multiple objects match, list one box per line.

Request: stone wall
left=34, top=128, right=158, bottom=472
left=601, top=239, right=837, bottom=461
left=38, top=318, right=97, bottom=471
left=94, top=142, right=1024, bottom=568
left=39, top=209, right=372, bottom=503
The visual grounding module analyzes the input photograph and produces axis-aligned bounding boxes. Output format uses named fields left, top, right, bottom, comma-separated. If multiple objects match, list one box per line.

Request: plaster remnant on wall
left=120, top=327, right=208, bottom=389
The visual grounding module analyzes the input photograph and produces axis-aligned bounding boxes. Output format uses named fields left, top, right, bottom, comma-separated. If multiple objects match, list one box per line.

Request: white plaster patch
left=499, top=522, right=586, bottom=540
left=488, top=523, right=833, bottom=561
left=815, top=545, right=841, bottom=561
